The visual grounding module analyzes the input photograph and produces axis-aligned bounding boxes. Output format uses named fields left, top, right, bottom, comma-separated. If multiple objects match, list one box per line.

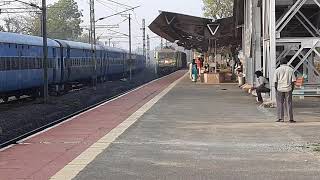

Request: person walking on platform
left=189, top=60, right=194, bottom=80
left=273, top=58, right=296, bottom=123
left=196, top=57, right=202, bottom=74
left=191, top=59, right=198, bottom=82
left=251, top=70, right=270, bottom=103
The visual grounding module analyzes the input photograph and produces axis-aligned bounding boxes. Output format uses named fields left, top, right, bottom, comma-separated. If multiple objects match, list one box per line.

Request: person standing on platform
left=196, top=57, right=202, bottom=74
left=189, top=60, right=194, bottom=80
left=251, top=70, right=270, bottom=103
left=191, top=59, right=198, bottom=82
left=273, top=58, right=296, bottom=123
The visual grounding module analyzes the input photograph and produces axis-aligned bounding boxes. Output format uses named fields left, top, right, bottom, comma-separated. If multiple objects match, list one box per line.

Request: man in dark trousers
left=251, top=70, right=270, bottom=103
left=273, top=58, right=296, bottom=123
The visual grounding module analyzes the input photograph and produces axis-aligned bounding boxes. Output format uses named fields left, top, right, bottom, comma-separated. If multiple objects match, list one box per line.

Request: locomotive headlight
left=164, top=60, right=169, bottom=64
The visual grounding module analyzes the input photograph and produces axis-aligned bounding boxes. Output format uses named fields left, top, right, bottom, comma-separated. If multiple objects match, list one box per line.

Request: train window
left=37, top=58, right=41, bottom=69
left=32, top=58, right=35, bottom=69
left=0, top=58, right=4, bottom=71
left=21, top=58, right=25, bottom=69
left=13, top=58, right=17, bottom=70
left=8, top=58, right=12, bottom=70
left=15, top=45, right=18, bottom=49
left=26, top=58, right=30, bottom=69
left=33, top=58, right=37, bottom=69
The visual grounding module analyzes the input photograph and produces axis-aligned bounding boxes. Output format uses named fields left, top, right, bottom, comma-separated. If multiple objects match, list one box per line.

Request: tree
left=0, top=16, right=28, bottom=33
left=202, top=0, right=234, bottom=20
left=27, top=0, right=83, bottom=40
left=76, top=33, right=90, bottom=43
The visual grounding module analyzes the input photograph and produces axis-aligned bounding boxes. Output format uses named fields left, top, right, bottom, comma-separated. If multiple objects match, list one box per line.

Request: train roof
left=0, top=32, right=60, bottom=47
left=55, top=39, right=105, bottom=50
left=104, top=46, right=127, bottom=53
left=157, top=48, right=178, bottom=53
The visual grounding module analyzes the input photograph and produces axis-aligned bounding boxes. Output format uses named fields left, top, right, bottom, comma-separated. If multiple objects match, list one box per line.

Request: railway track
left=0, top=70, right=173, bottom=149
left=0, top=85, right=136, bottom=149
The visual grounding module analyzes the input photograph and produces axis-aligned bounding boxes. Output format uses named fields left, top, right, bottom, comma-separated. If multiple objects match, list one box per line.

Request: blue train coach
left=0, top=32, right=60, bottom=101
left=0, top=32, right=146, bottom=102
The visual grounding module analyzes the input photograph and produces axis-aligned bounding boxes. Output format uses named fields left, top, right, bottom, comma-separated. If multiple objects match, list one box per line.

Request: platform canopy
left=149, top=11, right=239, bottom=52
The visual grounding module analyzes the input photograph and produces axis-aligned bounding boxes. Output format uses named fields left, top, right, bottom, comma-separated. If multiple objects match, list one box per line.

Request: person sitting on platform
left=251, top=70, right=270, bottom=103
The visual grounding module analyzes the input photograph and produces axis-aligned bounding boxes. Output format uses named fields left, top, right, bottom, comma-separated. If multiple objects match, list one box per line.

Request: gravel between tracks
left=0, top=69, right=163, bottom=144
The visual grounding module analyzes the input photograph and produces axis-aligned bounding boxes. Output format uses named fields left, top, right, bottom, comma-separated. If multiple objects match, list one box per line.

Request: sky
left=1, top=0, right=205, bottom=51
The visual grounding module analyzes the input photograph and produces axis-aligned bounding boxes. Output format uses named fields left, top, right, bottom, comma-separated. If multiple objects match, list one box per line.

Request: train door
left=59, top=46, right=65, bottom=83
left=122, top=53, right=125, bottom=77
left=66, top=47, right=71, bottom=81
left=52, top=47, right=57, bottom=83
left=101, top=51, right=106, bottom=81
left=106, top=51, right=110, bottom=79
left=17, top=44, right=23, bottom=90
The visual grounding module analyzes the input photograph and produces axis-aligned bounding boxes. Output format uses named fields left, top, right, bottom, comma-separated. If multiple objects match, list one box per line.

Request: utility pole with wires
left=42, top=0, right=48, bottom=104
left=89, top=0, right=97, bottom=89
left=147, top=34, right=150, bottom=67
left=128, top=13, right=132, bottom=81
left=141, top=19, right=146, bottom=59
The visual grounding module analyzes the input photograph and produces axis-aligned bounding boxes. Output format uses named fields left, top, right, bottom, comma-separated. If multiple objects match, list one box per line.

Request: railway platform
left=1, top=70, right=320, bottom=179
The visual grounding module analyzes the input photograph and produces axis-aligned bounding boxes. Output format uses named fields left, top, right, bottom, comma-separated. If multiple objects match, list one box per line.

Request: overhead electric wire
left=1, top=11, right=40, bottom=13
left=96, top=0, right=118, bottom=13
left=103, top=0, right=132, bottom=8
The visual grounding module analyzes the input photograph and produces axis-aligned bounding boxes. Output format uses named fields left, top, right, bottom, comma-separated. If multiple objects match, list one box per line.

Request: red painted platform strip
left=0, top=71, right=186, bottom=180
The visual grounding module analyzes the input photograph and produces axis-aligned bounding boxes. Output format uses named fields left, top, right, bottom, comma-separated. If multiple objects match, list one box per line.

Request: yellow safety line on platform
left=50, top=73, right=187, bottom=180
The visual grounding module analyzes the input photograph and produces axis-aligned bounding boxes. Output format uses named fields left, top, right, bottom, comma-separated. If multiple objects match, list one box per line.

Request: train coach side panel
left=0, top=43, right=56, bottom=93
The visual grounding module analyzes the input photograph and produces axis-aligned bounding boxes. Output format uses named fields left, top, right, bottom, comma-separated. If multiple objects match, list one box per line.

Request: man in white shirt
left=251, top=71, right=270, bottom=103
left=273, top=58, right=296, bottom=123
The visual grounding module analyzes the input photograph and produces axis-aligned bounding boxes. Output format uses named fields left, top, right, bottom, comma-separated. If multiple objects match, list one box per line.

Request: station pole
left=142, top=19, right=146, bottom=59
left=147, top=34, right=150, bottom=67
left=90, top=0, right=97, bottom=89
left=129, top=14, right=132, bottom=81
left=42, top=0, right=48, bottom=103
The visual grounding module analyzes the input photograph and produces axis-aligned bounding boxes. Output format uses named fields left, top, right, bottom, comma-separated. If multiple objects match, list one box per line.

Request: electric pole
left=90, top=0, right=97, bottom=89
left=129, top=13, right=132, bottom=81
left=147, top=34, right=150, bottom=67
left=142, top=19, right=146, bottom=59
left=42, top=0, right=48, bottom=103
left=160, top=38, right=163, bottom=49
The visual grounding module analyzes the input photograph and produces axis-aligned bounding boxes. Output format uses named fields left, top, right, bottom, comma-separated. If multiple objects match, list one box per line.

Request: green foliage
left=28, top=0, right=83, bottom=40
left=0, top=17, right=28, bottom=33
left=202, top=0, right=234, bottom=19
left=76, top=33, right=90, bottom=43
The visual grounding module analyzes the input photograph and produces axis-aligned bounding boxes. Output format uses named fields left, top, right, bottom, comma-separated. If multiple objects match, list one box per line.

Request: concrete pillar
left=269, top=0, right=277, bottom=102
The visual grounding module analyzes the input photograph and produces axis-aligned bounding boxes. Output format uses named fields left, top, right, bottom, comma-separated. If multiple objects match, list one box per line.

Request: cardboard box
left=204, top=73, right=224, bottom=84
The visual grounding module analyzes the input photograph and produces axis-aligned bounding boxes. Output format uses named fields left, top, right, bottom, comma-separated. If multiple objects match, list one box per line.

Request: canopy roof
left=149, top=11, right=240, bottom=52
